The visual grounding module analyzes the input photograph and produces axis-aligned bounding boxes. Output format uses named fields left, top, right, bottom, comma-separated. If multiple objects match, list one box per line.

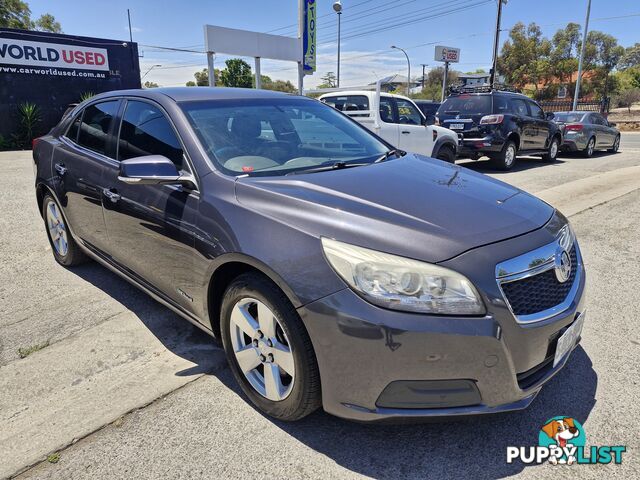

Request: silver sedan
left=553, top=111, right=620, bottom=157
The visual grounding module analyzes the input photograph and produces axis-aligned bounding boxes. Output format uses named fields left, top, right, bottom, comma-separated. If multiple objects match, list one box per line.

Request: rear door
left=527, top=100, right=550, bottom=149
left=101, top=98, right=201, bottom=314
left=393, top=97, right=431, bottom=155
left=377, top=96, right=400, bottom=146
left=509, top=98, right=537, bottom=150
left=51, top=100, right=120, bottom=253
left=592, top=113, right=614, bottom=147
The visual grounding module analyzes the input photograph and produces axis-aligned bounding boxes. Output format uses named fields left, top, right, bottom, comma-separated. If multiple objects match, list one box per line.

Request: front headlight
left=322, top=238, right=485, bottom=315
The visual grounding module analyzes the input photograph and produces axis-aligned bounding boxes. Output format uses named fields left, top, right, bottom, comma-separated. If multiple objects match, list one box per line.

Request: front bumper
left=298, top=225, right=586, bottom=422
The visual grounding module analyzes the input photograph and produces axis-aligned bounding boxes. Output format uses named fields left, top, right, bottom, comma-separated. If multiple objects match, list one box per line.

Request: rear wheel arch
left=205, top=255, right=302, bottom=338
left=507, top=132, right=520, bottom=150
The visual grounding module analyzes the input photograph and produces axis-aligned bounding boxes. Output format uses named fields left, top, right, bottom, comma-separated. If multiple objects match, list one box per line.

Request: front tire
left=42, top=194, right=88, bottom=267
left=434, top=144, right=456, bottom=163
left=542, top=137, right=560, bottom=162
left=608, top=135, right=620, bottom=153
left=490, top=140, right=517, bottom=171
left=220, top=273, right=321, bottom=421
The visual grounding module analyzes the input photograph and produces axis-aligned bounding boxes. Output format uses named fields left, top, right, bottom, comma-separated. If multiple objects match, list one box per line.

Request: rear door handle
left=401, top=131, right=410, bottom=134
left=103, top=188, right=121, bottom=203
left=54, top=163, right=67, bottom=176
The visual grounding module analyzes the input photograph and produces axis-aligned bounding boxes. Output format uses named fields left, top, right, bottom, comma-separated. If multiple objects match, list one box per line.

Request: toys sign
left=434, top=46, right=460, bottom=63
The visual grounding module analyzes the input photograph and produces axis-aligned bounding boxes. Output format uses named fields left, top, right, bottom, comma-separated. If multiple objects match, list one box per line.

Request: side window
left=395, top=99, right=423, bottom=125
left=592, top=114, right=605, bottom=126
left=77, top=101, right=119, bottom=156
left=493, top=97, right=509, bottom=114
left=118, top=100, right=185, bottom=171
left=509, top=99, right=529, bottom=117
left=65, top=112, right=82, bottom=143
left=528, top=101, right=544, bottom=119
left=321, top=95, right=370, bottom=117
left=379, top=97, right=395, bottom=123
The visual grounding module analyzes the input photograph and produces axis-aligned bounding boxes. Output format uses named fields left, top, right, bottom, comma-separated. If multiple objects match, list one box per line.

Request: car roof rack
left=448, top=84, right=521, bottom=95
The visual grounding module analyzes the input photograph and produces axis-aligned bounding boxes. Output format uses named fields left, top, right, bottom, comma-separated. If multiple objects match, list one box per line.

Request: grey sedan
left=33, top=87, right=586, bottom=422
left=553, top=111, right=620, bottom=157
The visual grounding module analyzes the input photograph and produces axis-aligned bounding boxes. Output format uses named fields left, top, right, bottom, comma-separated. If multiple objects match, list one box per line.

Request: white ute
left=317, top=85, right=460, bottom=162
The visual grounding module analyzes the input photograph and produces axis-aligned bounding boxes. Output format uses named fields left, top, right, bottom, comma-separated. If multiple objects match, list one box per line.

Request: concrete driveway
left=1, top=134, right=639, bottom=479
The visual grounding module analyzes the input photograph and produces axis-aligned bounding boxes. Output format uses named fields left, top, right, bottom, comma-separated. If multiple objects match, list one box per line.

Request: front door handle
left=54, top=163, right=67, bottom=176
left=401, top=130, right=411, bottom=134
left=103, top=188, right=121, bottom=203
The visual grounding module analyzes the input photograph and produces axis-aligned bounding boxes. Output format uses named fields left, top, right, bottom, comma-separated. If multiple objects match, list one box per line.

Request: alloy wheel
left=45, top=200, right=69, bottom=256
left=613, top=136, right=620, bottom=152
left=505, top=145, right=516, bottom=167
left=229, top=298, right=295, bottom=401
left=549, top=140, right=558, bottom=159
left=587, top=138, right=595, bottom=156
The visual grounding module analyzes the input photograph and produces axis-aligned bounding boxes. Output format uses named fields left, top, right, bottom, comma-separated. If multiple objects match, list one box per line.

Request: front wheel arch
left=205, top=255, right=303, bottom=338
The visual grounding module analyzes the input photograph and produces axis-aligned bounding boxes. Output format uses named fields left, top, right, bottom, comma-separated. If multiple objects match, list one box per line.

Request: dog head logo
left=538, top=417, right=586, bottom=465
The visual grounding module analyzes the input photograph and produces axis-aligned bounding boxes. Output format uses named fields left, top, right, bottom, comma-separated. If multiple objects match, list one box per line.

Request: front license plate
left=449, top=123, right=465, bottom=130
left=553, top=311, right=585, bottom=368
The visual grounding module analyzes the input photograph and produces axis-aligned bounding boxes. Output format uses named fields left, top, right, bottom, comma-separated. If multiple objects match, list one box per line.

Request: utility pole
left=421, top=64, right=428, bottom=90
left=441, top=62, right=449, bottom=102
left=490, top=0, right=507, bottom=88
left=127, top=9, right=133, bottom=43
left=333, top=1, right=342, bottom=88
left=573, top=0, right=592, bottom=110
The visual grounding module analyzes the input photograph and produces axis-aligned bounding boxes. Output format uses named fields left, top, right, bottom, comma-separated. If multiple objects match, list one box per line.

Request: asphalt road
left=1, top=135, right=639, bottom=479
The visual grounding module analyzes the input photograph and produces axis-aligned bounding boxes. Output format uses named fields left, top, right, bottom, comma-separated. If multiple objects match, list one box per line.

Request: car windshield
left=553, top=113, right=585, bottom=123
left=439, top=95, right=492, bottom=115
left=180, top=97, right=389, bottom=176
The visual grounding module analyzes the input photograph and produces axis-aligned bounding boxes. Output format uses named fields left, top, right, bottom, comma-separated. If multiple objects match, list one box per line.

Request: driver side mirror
left=545, top=112, right=555, bottom=120
left=608, top=122, right=617, bottom=127
left=118, top=155, right=197, bottom=189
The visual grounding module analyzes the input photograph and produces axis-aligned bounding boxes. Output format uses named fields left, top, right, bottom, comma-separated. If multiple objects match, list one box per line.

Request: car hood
left=235, top=155, right=554, bottom=263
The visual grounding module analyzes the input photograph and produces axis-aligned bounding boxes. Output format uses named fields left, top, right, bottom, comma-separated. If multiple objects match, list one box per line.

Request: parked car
left=551, top=111, right=620, bottom=157
left=413, top=100, right=441, bottom=125
left=319, top=90, right=459, bottom=163
left=33, top=87, right=586, bottom=422
left=436, top=87, right=563, bottom=170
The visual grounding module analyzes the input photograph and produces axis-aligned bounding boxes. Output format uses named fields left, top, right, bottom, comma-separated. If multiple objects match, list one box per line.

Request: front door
left=52, top=100, right=120, bottom=253
left=393, top=98, right=431, bottom=155
left=101, top=99, right=201, bottom=314
left=376, top=96, right=399, bottom=146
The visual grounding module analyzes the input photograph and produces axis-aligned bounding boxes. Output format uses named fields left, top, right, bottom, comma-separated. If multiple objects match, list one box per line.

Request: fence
left=539, top=98, right=610, bottom=114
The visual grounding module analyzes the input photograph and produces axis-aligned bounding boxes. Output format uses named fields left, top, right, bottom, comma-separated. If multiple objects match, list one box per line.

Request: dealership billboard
left=0, top=28, right=141, bottom=141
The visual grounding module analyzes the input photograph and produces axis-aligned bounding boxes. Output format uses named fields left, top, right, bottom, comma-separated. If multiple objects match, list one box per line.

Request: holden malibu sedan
left=33, top=88, right=586, bottom=422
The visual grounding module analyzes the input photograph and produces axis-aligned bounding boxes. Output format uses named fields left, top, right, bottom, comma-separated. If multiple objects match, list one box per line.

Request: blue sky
left=28, top=0, right=640, bottom=88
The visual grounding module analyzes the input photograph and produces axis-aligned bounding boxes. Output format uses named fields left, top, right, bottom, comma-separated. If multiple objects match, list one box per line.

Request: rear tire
left=542, top=137, right=560, bottom=162
left=490, top=140, right=517, bottom=171
left=220, top=272, right=321, bottom=421
left=42, top=194, right=88, bottom=267
left=582, top=137, right=595, bottom=158
left=608, top=135, right=620, bottom=153
left=434, top=145, right=456, bottom=163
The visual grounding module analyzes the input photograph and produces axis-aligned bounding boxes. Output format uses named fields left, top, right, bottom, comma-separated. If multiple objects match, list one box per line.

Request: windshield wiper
left=286, top=160, right=370, bottom=176
left=374, top=149, right=404, bottom=163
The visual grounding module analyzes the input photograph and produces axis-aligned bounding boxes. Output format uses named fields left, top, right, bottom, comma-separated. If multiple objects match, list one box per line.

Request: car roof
left=319, top=90, right=409, bottom=100
left=413, top=100, right=440, bottom=104
left=87, top=87, right=302, bottom=103
left=553, top=111, right=589, bottom=115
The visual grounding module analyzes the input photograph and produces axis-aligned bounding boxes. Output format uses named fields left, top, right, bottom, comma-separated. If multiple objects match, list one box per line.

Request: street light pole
left=333, top=1, right=342, bottom=87
left=421, top=63, right=428, bottom=90
left=391, top=45, right=410, bottom=96
left=141, top=64, right=161, bottom=81
left=573, top=0, right=592, bottom=110
left=490, top=0, right=507, bottom=88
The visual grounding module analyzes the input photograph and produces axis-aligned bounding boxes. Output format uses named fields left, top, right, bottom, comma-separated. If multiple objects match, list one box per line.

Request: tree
left=617, top=88, right=640, bottom=113
left=219, top=59, right=253, bottom=88
left=549, top=22, right=581, bottom=86
left=412, top=67, right=459, bottom=100
left=619, top=43, right=640, bottom=70
left=188, top=68, right=220, bottom=86
left=32, top=13, right=61, bottom=33
left=631, top=70, right=640, bottom=90
left=317, top=72, right=337, bottom=89
left=498, top=22, right=552, bottom=94
left=582, top=31, right=624, bottom=98
left=143, top=81, right=159, bottom=88
left=258, top=75, right=297, bottom=93
left=0, top=0, right=62, bottom=32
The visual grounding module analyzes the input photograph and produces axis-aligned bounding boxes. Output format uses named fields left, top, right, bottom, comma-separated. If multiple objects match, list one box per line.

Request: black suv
left=436, top=88, right=562, bottom=170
